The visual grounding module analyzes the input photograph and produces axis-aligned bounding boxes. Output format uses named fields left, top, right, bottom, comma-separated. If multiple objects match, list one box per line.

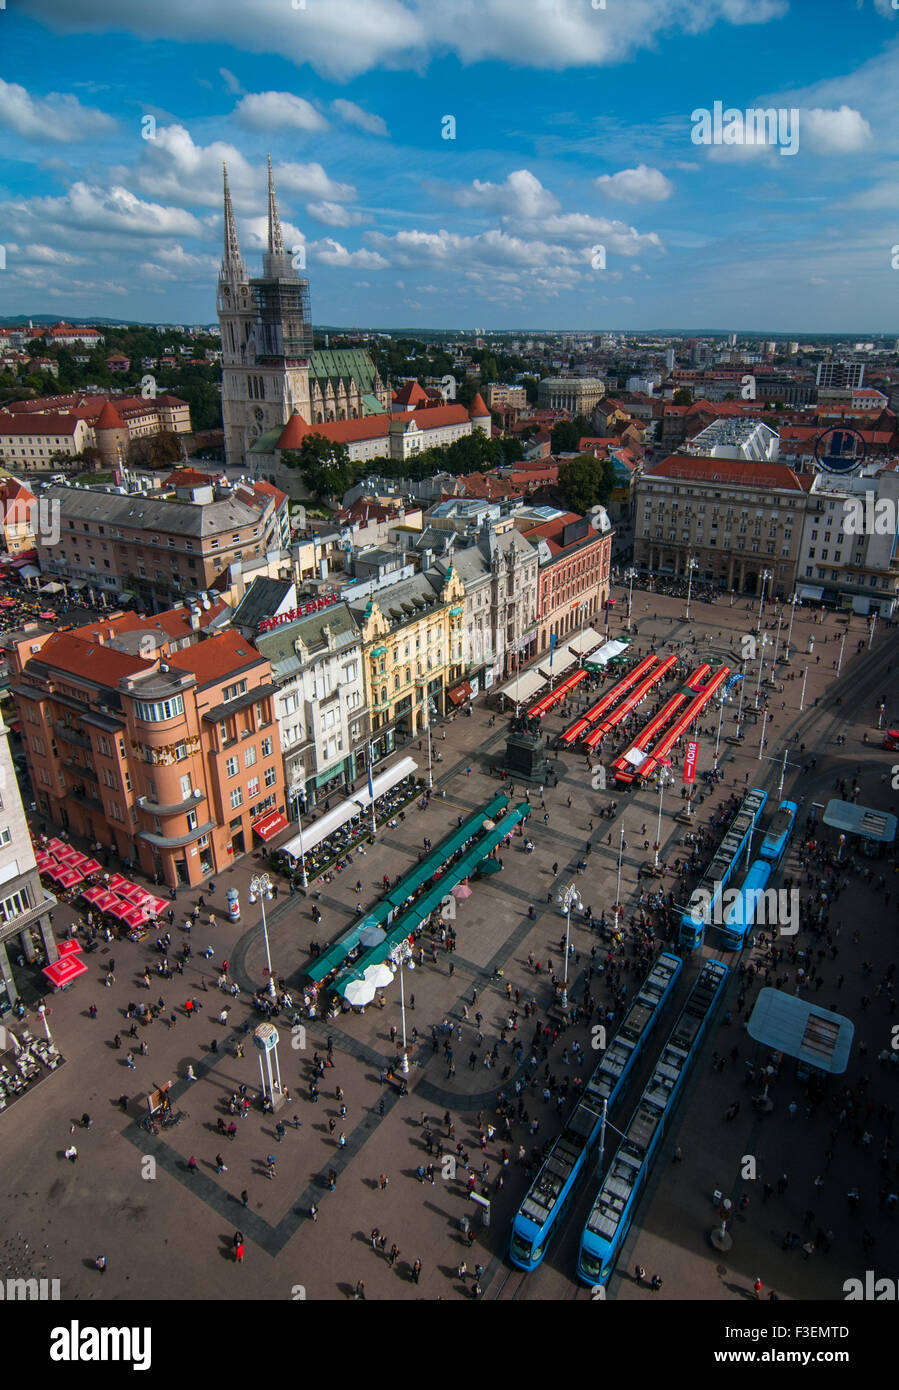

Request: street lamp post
left=837, top=626, right=847, bottom=677
left=800, top=667, right=809, bottom=712
left=625, top=568, right=636, bottom=631
left=685, top=557, right=698, bottom=622
left=771, top=609, right=783, bottom=668
left=389, top=939, right=414, bottom=1073
left=556, top=883, right=582, bottom=1013
left=714, top=695, right=725, bottom=770
left=754, top=634, right=769, bottom=710
left=756, top=571, right=771, bottom=633
left=784, top=593, right=798, bottom=663
left=289, top=783, right=308, bottom=888
left=248, top=872, right=277, bottom=1000
left=758, top=709, right=768, bottom=760
left=869, top=612, right=878, bottom=649
left=615, top=824, right=625, bottom=926
left=654, top=770, right=672, bottom=870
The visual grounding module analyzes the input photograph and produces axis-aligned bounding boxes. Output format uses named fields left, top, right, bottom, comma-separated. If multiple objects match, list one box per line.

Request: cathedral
left=217, top=157, right=390, bottom=466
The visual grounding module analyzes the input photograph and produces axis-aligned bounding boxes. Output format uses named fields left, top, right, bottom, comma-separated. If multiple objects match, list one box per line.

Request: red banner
left=682, top=740, right=699, bottom=784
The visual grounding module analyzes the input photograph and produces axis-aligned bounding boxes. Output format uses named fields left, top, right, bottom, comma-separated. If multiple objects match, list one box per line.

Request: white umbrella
left=343, top=978, right=376, bottom=1007
left=363, top=963, right=394, bottom=989
left=360, top=925, right=386, bottom=949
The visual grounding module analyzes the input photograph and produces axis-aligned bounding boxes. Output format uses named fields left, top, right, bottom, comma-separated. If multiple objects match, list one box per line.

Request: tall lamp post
left=784, top=593, right=799, bottom=663
left=248, top=872, right=277, bottom=1000
left=754, top=633, right=770, bottom=710
left=714, top=694, right=726, bottom=770
left=420, top=693, right=433, bottom=790
left=289, top=781, right=308, bottom=889
left=756, top=570, right=771, bottom=633
left=556, top=883, right=582, bottom=1013
left=654, top=768, right=673, bottom=870
left=615, top=824, right=625, bottom=926
left=685, top=557, right=698, bottom=622
left=388, top=939, right=414, bottom=1073
left=837, top=625, right=847, bottom=677
left=625, top=568, right=636, bottom=631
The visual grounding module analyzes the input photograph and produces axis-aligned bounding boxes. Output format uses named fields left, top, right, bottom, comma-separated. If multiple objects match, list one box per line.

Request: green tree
left=282, top=435, right=353, bottom=501
left=557, top=453, right=616, bottom=513
left=550, top=414, right=592, bottom=452
left=672, top=388, right=693, bottom=406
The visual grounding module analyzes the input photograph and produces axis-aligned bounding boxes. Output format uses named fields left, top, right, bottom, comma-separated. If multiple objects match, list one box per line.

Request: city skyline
left=2, top=1, right=899, bottom=331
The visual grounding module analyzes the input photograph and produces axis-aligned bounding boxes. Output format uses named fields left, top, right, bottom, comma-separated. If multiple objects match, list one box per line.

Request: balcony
left=63, top=759, right=97, bottom=783
left=138, top=791, right=206, bottom=817
left=54, top=722, right=92, bottom=751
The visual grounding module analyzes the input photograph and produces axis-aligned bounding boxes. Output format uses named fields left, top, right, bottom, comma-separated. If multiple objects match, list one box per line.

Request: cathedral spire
left=221, top=161, right=246, bottom=280
left=267, top=153, right=285, bottom=256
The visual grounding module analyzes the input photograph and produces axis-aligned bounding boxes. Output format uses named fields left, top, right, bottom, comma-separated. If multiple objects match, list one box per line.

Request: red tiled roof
left=523, top=512, right=605, bottom=556
left=646, top=455, right=806, bottom=490
left=276, top=414, right=311, bottom=449
left=0, top=412, right=83, bottom=436
left=32, top=633, right=150, bottom=686
left=277, top=403, right=476, bottom=449
left=393, top=380, right=429, bottom=407
left=171, top=630, right=267, bottom=687
left=163, top=468, right=219, bottom=487
left=95, top=401, right=126, bottom=430
left=247, top=479, right=288, bottom=509
left=469, top=392, right=490, bottom=418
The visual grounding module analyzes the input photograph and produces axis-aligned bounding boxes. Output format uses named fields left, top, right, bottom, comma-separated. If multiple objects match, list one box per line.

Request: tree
left=551, top=415, right=592, bottom=453
left=282, top=435, right=353, bottom=501
left=672, top=388, right=693, bottom=406
left=557, top=453, right=616, bottom=513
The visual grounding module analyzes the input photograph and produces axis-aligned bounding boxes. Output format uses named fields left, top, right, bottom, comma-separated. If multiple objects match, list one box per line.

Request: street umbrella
left=359, top=924, right=386, bottom=949
left=343, top=978, right=376, bottom=1007
left=363, top=963, right=394, bottom=989
left=452, top=883, right=472, bottom=900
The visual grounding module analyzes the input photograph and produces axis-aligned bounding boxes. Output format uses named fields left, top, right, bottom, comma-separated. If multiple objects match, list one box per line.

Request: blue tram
left=759, top=799, right=798, bottom=868
left=679, top=788, right=767, bottom=950
left=719, top=858, right=773, bottom=952
left=577, top=958, right=729, bottom=1286
left=508, top=952, right=682, bottom=1272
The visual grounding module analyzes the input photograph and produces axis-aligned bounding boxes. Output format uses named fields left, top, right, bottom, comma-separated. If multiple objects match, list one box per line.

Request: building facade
left=6, top=630, right=285, bottom=888
left=0, top=715, right=58, bottom=1014
left=633, top=455, right=809, bottom=596
left=254, top=601, right=369, bottom=812
left=516, top=510, right=613, bottom=653
left=349, top=567, right=466, bottom=764
left=796, top=470, right=899, bottom=615
left=538, top=377, right=605, bottom=413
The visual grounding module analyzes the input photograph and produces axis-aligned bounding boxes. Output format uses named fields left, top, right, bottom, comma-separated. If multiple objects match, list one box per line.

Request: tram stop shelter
left=821, top=800, right=897, bottom=858
left=747, top=988, right=854, bottom=1077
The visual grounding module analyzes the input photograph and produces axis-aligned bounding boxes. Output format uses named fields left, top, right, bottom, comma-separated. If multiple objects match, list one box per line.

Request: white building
left=0, top=716, right=59, bottom=1012
left=685, top=418, right=780, bottom=462
left=796, top=470, right=899, bottom=615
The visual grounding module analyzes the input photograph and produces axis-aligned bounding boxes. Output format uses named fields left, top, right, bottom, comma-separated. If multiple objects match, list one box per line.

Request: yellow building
left=348, top=566, right=466, bottom=762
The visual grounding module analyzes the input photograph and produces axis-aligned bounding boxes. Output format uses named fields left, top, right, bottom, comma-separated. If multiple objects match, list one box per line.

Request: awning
left=280, top=755, right=418, bottom=861
left=585, top=638, right=629, bottom=667
left=56, top=939, right=83, bottom=957
left=797, top=585, right=823, bottom=602
left=567, top=627, right=603, bottom=657
left=43, top=956, right=88, bottom=987
left=253, top=810, right=289, bottom=842
left=447, top=681, right=472, bottom=707
left=39, top=582, right=64, bottom=595
left=498, top=670, right=545, bottom=705
left=18, top=566, right=40, bottom=580
left=68, top=579, right=88, bottom=591
left=538, top=645, right=575, bottom=678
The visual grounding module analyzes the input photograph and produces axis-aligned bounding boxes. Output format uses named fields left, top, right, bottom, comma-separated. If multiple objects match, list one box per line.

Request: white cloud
left=276, top=162, right=356, bottom=202
left=233, top=91, right=328, bottom=133
left=242, top=216, right=307, bottom=252
left=21, top=182, right=206, bottom=239
left=219, top=67, right=243, bottom=95
left=306, top=201, right=371, bottom=227
left=432, top=169, right=559, bottom=219
left=331, top=99, right=389, bottom=136
left=24, top=0, right=788, bottom=80
left=310, top=238, right=389, bottom=268
left=520, top=213, right=664, bottom=257
left=595, top=164, right=674, bottom=203
left=0, top=78, right=116, bottom=143
left=801, top=105, right=872, bottom=154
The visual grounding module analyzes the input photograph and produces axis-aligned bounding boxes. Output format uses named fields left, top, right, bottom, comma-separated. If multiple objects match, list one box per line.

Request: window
left=244, top=745, right=257, bottom=768
left=134, top=695, right=184, bottom=723
left=186, top=809, right=198, bottom=831
left=261, top=736, right=273, bottom=758
left=0, top=887, right=30, bottom=922
left=223, top=680, right=247, bottom=703
left=225, top=756, right=238, bottom=778
left=180, top=773, right=192, bottom=801
left=264, top=766, right=277, bottom=787
left=247, top=777, right=260, bottom=798
left=230, top=787, right=243, bottom=810
left=0, top=828, right=10, bottom=848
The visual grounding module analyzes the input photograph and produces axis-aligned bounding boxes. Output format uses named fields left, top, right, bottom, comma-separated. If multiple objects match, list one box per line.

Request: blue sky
left=1, top=0, right=899, bottom=332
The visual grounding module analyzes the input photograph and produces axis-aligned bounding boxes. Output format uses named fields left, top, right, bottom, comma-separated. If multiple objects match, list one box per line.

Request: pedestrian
left=187, top=1156, right=198, bottom=1175
left=378, top=1172, right=389, bottom=1190
left=215, top=1153, right=228, bottom=1174
left=354, top=1280, right=366, bottom=1300
left=266, top=1154, right=276, bottom=1179
left=412, top=1258, right=422, bottom=1284
left=241, top=1189, right=249, bottom=1208
left=388, top=1244, right=400, bottom=1269
left=753, top=1277, right=763, bottom=1299
left=650, top=1274, right=663, bottom=1292
left=308, top=1203, right=318, bottom=1221
left=635, top=1264, right=645, bottom=1285
left=95, top=1255, right=106, bottom=1275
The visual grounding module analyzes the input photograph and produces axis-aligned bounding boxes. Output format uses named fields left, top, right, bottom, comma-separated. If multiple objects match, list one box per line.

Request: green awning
left=370, top=645, right=387, bottom=659
left=386, top=793, right=509, bottom=908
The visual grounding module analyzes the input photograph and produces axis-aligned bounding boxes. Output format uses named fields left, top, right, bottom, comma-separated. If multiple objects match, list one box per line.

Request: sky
left=1, top=0, right=899, bottom=333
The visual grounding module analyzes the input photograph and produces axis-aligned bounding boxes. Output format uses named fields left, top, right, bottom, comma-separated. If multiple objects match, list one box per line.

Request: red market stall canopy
left=252, top=811, right=290, bottom=842
left=106, top=874, right=130, bottom=893
left=46, top=838, right=67, bottom=855
left=56, top=939, right=83, bottom=957
left=105, top=898, right=135, bottom=922
left=56, top=867, right=85, bottom=890
left=81, top=885, right=108, bottom=905
left=80, top=858, right=102, bottom=876
left=142, top=896, right=167, bottom=917
left=122, top=906, right=149, bottom=930
left=528, top=666, right=588, bottom=719
left=91, top=890, right=125, bottom=914
left=43, top=956, right=88, bottom=988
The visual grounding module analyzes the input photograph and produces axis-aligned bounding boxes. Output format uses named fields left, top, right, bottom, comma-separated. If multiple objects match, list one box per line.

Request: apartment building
left=254, top=601, right=369, bottom=812
left=5, top=629, right=284, bottom=888
left=514, top=510, right=613, bottom=653
left=348, top=567, right=467, bottom=764
left=796, top=470, right=899, bottom=615
left=633, top=455, right=810, bottom=596
left=538, top=377, right=605, bottom=413
left=36, top=483, right=284, bottom=609
left=0, top=714, right=59, bottom=1014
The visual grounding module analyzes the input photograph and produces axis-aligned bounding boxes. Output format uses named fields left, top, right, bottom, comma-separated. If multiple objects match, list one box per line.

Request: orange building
left=5, top=628, right=285, bottom=887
